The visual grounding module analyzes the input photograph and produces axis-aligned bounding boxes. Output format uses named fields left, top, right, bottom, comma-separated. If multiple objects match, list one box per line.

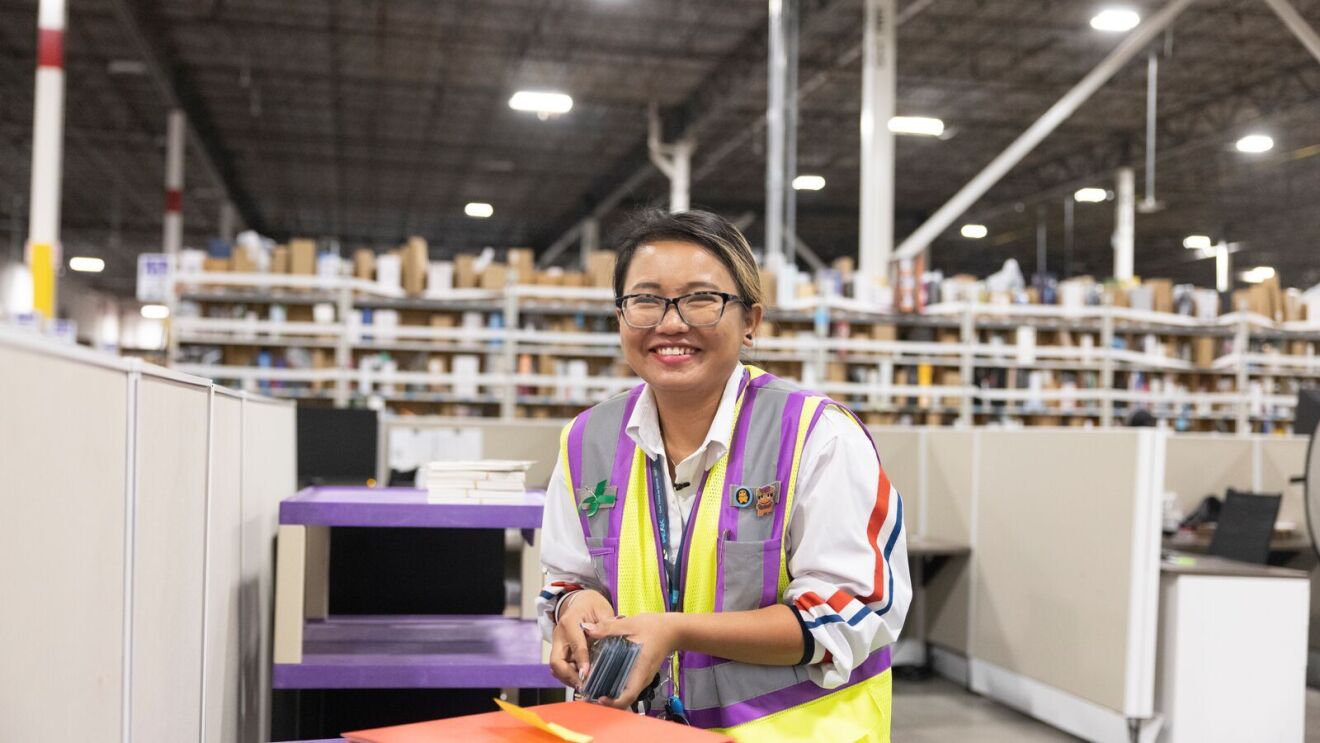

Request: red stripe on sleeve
left=820, top=651, right=833, bottom=664
left=794, top=592, right=827, bottom=611
left=551, top=581, right=583, bottom=591
left=826, top=590, right=855, bottom=614
left=858, top=466, right=893, bottom=604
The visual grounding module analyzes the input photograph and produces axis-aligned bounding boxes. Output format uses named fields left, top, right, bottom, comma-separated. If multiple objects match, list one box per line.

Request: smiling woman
left=537, top=210, right=910, bottom=742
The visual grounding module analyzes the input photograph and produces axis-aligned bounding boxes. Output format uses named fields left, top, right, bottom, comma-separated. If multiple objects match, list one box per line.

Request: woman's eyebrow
left=626, top=280, right=721, bottom=292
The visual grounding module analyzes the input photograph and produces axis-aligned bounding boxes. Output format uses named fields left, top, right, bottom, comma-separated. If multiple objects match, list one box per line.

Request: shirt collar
left=626, top=362, right=746, bottom=470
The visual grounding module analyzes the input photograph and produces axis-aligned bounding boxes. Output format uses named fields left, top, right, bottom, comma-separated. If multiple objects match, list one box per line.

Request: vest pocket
left=719, top=537, right=781, bottom=612
left=584, top=536, right=617, bottom=600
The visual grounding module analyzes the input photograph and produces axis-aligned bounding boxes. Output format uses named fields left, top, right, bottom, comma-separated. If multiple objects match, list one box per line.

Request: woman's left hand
left=582, top=613, right=681, bottom=709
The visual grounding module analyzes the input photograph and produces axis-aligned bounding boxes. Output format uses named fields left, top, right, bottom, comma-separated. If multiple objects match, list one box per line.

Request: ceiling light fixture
left=1090, top=8, right=1141, bottom=32
left=141, top=304, right=170, bottom=320
left=1074, top=187, right=1109, bottom=203
left=508, top=91, right=573, bottom=118
left=465, top=202, right=494, bottom=218
left=792, top=174, right=826, bottom=191
left=1182, top=235, right=1213, bottom=250
left=888, top=116, right=945, bottom=137
left=1235, top=134, right=1274, bottom=153
left=960, top=224, right=988, bottom=239
left=69, top=256, right=105, bottom=273
left=1240, top=266, right=1276, bottom=284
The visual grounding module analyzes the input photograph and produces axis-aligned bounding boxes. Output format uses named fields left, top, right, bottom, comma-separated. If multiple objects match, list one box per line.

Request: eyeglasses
left=615, top=291, right=745, bottom=329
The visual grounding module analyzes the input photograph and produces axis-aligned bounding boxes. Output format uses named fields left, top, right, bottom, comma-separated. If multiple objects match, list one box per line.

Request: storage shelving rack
left=169, top=271, right=1319, bottom=434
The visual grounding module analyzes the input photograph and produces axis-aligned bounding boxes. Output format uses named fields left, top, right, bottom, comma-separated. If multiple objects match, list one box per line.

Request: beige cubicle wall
left=0, top=337, right=131, bottom=742
left=0, top=330, right=295, bottom=743
left=1164, top=434, right=1309, bottom=535
left=916, top=429, right=976, bottom=654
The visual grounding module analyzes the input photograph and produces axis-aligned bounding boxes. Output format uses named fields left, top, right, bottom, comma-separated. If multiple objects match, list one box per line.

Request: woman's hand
left=582, top=613, right=681, bottom=709
left=549, top=590, right=615, bottom=689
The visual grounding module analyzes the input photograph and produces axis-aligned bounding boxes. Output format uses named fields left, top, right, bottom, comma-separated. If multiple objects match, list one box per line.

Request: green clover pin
left=578, top=480, right=617, bottom=517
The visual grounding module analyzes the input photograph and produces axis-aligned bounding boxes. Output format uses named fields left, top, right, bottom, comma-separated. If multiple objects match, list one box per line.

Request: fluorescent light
left=508, top=90, right=573, bottom=115
left=1182, top=235, right=1212, bottom=250
left=140, top=304, right=170, bottom=320
left=960, top=224, right=988, bottom=239
left=464, top=202, right=494, bottom=218
left=792, top=174, right=826, bottom=191
left=1090, top=8, right=1141, bottom=32
left=1235, top=134, right=1274, bottom=153
left=69, top=256, right=105, bottom=273
left=1074, top=187, right=1108, bottom=203
left=1240, top=266, right=1276, bottom=284
left=888, top=116, right=945, bottom=137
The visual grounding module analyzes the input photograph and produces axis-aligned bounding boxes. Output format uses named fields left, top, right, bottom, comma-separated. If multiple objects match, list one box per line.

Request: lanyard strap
left=650, top=454, right=684, bottom=612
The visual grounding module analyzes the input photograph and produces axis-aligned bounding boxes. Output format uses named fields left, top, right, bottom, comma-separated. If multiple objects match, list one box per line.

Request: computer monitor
left=1295, top=387, right=1320, bottom=437
left=296, top=406, right=378, bottom=486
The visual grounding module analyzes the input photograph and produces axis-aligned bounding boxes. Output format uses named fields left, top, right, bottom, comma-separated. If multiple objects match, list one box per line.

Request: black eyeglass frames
left=614, top=291, right=746, bottom=329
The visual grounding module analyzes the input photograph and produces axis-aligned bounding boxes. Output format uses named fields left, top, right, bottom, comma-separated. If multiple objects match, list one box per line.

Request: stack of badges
left=580, top=636, right=642, bottom=702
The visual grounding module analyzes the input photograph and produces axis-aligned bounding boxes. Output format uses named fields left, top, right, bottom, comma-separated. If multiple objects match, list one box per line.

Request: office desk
left=1156, top=553, right=1309, bottom=743
left=895, top=536, right=972, bottom=668
left=272, top=487, right=557, bottom=690
left=1162, top=531, right=1312, bottom=564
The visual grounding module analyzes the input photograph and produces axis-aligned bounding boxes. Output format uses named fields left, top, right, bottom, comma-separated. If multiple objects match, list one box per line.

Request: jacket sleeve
left=781, top=407, right=911, bottom=689
left=536, top=422, right=607, bottom=642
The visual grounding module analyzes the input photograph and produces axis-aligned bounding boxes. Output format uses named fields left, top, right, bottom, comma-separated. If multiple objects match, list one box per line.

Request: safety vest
left=559, top=366, right=893, bottom=742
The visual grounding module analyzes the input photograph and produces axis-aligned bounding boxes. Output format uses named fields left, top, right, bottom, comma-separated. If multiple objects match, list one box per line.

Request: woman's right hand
left=549, top=589, right=615, bottom=690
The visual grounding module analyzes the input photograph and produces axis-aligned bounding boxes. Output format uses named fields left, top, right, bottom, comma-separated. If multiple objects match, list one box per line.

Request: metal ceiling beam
left=893, top=0, right=1198, bottom=261
left=106, top=0, right=264, bottom=233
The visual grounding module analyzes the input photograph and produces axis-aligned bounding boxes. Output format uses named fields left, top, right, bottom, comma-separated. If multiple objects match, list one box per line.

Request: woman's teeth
left=656, top=347, right=695, bottom=356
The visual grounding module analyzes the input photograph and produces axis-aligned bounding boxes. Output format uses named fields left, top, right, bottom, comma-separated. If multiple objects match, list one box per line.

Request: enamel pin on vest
left=731, top=481, right=780, bottom=516
left=578, top=479, right=617, bottom=517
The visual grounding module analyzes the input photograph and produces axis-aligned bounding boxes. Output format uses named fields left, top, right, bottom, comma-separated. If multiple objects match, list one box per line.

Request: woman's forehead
left=625, top=241, right=736, bottom=290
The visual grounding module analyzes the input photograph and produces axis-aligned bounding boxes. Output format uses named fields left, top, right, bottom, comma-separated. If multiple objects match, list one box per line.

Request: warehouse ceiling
left=2, top=0, right=1320, bottom=297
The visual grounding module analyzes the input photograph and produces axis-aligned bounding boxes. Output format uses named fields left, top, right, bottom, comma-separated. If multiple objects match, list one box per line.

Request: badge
left=731, top=486, right=754, bottom=509
left=578, top=480, right=617, bottom=517
left=754, top=482, right=780, bottom=518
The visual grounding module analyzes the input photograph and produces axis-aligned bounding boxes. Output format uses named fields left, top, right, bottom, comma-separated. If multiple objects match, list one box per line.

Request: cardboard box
left=479, top=263, right=509, bottom=290
left=535, top=270, right=563, bottom=286
left=586, top=251, right=616, bottom=289
left=429, top=313, right=457, bottom=328
left=826, top=362, right=847, bottom=383
left=270, top=245, right=289, bottom=274
left=871, top=324, right=897, bottom=342
left=1146, top=279, right=1174, bottom=314
left=232, top=244, right=259, bottom=273
left=759, top=270, right=778, bottom=307
left=507, top=248, right=535, bottom=283
left=403, top=237, right=429, bottom=296
left=203, top=257, right=229, bottom=273
left=832, top=257, right=855, bottom=279
left=1193, top=336, right=1217, bottom=368
left=290, top=238, right=317, bottom=275
left=454, top=255, right=478, bottom=288
left=1284, top=289, right=1304, bottom=322
left=560, top=272, right=587, bottom=288
left=353, top=249, right=375, bottom=280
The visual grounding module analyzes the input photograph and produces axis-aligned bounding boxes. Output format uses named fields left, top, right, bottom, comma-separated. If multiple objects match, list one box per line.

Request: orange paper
left=342, top=701, right=732, bottom=743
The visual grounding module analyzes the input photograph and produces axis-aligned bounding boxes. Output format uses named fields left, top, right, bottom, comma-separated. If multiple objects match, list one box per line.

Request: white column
left=670, top=140, right=691, bottom=213
left=25, top=0, right=67, bottom=319
left=218, top=203, right=237, bottom=243
left=859, top=0, right=897, bottom=301
left=579, top=217, right=600, bottom=271
left=765, top=0, right=795, bottom=271
left=1216, top=243, right=1231, bottom=293
left=1113, top=166, right=1135, bottom=281
left=163, top=109, right=185, bottom=258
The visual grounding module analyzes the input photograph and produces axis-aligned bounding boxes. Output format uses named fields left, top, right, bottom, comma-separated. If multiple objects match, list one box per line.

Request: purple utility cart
left=271, top=486, right=559, bottom=689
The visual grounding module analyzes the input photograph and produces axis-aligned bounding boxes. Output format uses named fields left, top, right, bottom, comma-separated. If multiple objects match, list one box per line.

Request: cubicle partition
left=0, top=330, right=295, bottom=743
left=1164, top=433, right=1309, bottom=536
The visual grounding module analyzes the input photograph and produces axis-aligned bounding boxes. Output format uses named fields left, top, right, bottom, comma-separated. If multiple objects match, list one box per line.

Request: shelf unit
left=169, top=272, right=1319, bottom=434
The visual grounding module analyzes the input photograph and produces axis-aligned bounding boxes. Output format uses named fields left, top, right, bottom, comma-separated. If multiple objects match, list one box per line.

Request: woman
left=537, top=209, right=909, bottom=742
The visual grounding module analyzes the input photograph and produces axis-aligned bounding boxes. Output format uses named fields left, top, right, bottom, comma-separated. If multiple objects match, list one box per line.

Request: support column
left=1216, top=243, right=1231, bottom=293
left=1113, top=166, right=1135, bottom=281
left=646, top=105, right=695, bottom=214
left=218, top=202, right=237, bottom=243
left=1262, top=0, right=1320, bottom=65
left=765, top=0, right=800, bottom=281
left=859, top=0, right=896, bottom=302
left=163, top=109, right=185, bottom=258
left=26, top=0, right=67, bottom=319
left=1063, top=196, right=1075, bottom=279
left=579, top=217, right=600, bottom=271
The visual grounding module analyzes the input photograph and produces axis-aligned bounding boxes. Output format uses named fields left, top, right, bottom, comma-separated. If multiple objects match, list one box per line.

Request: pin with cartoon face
left=754, top=483, right=779, bottom=518
left=731, top=486, right=753, bottom=509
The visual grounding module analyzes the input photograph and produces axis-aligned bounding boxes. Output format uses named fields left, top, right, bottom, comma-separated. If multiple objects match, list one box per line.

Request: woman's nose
left=655, top=303, right=690, bottom=333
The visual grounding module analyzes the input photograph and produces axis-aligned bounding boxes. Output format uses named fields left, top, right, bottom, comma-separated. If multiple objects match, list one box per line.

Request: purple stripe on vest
left=605, top=386, right=645, bottom=600
left=714, top=377, right=760, bottom=612
left=763, top=390, right=808, bottom=608
left=567, top=410, right=593, bottom=539
left=681, top=650, right=730, bottom=670
left=683, top=645, right=893, bottom=729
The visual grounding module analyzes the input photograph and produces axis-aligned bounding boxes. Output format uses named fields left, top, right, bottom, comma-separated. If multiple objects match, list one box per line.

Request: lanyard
left=649, top=454, right=685, bottom=612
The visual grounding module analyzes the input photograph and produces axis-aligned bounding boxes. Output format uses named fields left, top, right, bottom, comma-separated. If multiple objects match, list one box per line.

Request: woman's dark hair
left=611, top=209, right=765, bottom=307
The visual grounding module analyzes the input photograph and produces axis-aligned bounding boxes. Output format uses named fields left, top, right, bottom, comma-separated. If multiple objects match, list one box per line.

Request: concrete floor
left=894, top=676, right=1320, bottom=742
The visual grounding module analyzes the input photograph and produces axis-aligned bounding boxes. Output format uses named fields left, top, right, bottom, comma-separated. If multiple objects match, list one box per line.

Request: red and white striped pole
left=26, top=0, right=66, bottom=319
left=163, top=109, right=185, bottom=258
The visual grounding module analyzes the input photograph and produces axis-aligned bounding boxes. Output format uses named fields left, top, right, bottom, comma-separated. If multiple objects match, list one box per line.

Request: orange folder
left=343, top=701, right=732, bottom=743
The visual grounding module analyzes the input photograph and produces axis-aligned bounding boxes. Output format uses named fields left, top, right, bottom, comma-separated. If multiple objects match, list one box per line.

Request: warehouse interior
left=4, top=0, right=1320, bottom=742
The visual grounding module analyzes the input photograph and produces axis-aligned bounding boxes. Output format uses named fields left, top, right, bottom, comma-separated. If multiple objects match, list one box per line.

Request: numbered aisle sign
left=137, top=253, right=172, bottom=303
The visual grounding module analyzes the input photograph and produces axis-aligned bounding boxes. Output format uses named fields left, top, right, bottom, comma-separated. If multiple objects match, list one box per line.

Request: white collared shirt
left=538, top=364, right=911, bottom=688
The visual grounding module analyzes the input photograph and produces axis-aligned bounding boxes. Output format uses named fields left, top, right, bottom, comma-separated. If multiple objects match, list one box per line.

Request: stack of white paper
left=422, top=460, right=533, bottom=504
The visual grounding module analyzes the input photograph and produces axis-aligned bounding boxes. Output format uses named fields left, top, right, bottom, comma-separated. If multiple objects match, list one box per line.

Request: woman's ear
left=742, top=304, right=764, bottom=348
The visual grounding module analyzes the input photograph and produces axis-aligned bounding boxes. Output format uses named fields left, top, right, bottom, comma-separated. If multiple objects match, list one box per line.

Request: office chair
left=1208, top=489, right=1282, bottom=565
